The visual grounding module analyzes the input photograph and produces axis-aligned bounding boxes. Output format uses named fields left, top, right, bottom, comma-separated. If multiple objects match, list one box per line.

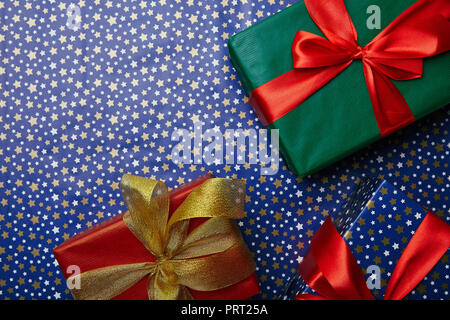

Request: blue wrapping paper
left=0, top=0, right=448, bottom=300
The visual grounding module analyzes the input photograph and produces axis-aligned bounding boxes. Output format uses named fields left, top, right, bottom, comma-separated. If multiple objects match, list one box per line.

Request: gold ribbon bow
left=71, top=174, right=256, bottom=300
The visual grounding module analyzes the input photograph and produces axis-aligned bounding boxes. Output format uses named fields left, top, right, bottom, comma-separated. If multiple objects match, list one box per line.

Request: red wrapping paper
left=54, top=173, right=260, bottom=300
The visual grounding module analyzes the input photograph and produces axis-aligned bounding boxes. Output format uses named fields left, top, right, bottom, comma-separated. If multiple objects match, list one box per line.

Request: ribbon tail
left=298, top=216, right=375, bottom=300
left=71, top=262, right=155, bottom=300
left=297, top=249, right=344, bottom=299
left=304, top=0, right=358, bottom=48
left=384, top=213, right=450, bottom=300
left=369, top=57, right=423, bottom=80
left=249, top=62, right=351, bottom=126
left=362, top=62, right=415, bottom=137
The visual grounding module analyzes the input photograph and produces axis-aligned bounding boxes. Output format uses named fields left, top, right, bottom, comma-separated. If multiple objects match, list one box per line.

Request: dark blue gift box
left=282, top=178, right=449, bottom=300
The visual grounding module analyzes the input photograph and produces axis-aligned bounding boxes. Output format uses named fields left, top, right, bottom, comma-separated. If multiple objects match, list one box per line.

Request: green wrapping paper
left=228, top=0, right=450, bottom=177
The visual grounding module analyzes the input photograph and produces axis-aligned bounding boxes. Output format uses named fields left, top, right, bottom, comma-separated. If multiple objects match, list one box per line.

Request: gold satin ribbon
left=70, top=175, right=256, bottom=300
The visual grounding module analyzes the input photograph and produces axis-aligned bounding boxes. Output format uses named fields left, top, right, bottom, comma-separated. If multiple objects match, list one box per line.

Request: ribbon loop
left=292, top=31, right=352, bottom=68
left=300, top=216, right=375, bottom=300
left=367, top=0, right=450, bottom=59
left=167, top=178, right=246, bottom=230
left=121, top=174, right=169, bottom=256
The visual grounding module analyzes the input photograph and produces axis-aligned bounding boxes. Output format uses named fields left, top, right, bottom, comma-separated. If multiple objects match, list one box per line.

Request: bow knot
left=351, top=46, right=365, bottom=60
left=157, top=259, right=178, bottom=285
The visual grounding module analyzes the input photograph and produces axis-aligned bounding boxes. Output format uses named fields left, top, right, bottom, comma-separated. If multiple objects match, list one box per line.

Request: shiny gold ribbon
left=70, top=174, right=256, bottom=300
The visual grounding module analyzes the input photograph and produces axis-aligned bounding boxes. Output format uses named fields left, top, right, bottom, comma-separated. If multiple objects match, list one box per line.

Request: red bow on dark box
left=250, top=0, right=450, bottom=136
left=296, top=213, right=450, bottom=300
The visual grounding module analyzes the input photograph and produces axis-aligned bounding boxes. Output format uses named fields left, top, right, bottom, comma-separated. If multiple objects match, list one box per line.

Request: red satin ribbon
left=249, top=0, right=450, bottom=136
left=296, top=212, right=450, bottom=300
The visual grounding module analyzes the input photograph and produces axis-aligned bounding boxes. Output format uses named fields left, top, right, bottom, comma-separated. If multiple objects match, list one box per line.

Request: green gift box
left=228, top=0, right=450, bottom=177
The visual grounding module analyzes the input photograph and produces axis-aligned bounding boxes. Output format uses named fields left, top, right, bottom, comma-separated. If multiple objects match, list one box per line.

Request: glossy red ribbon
left=296, top=212, right=450, bottom=300
left=249, top=0, right=450, bottom=136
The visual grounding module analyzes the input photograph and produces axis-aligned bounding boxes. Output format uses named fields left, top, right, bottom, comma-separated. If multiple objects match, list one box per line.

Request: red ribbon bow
left=296, top=212, right=450, bottom=300
left=249, top=0, right=450, bottom=136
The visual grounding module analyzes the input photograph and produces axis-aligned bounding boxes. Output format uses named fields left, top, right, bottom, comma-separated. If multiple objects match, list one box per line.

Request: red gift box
left=54, top=173, right=260, bottom=300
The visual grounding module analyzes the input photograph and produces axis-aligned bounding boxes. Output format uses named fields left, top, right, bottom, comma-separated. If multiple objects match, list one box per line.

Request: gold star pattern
left=0, top=0, right=448, bottom=301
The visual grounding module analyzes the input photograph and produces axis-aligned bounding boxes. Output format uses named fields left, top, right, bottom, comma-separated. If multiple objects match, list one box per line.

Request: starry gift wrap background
left=0, top=0, right=448, bottom=300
